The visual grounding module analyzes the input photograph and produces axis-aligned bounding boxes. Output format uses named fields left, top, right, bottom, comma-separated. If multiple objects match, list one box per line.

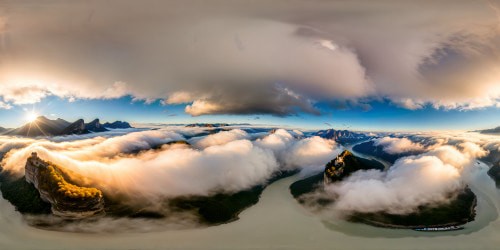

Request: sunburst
left=25, top=111, right=38, bottom=123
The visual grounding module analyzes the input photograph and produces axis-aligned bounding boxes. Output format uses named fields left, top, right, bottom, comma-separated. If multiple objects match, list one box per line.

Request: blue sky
left=1, top=96, right=498, bottom=132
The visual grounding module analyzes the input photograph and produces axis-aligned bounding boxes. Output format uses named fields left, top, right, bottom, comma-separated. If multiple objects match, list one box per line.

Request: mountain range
left=2, top=116, right=132, bottom=137
left=313, top=129, right=369, bottom=143
left=478, top=126, right=500, bottom=134
left=185, top=123, right=230, bottom=128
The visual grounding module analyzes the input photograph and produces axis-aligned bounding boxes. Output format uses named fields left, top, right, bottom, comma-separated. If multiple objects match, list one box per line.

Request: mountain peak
left=4, top=117, right=132, bottom=137
left=85, top=119, right=107, bottom=132
left=103, top=121, right=132, bottom=129
left=36, top=115, right=50, bottom=121
left=313, top=129, right=368, bottom=143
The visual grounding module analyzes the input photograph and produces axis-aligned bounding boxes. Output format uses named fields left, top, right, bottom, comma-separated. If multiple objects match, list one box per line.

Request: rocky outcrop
left=59, top=119, right=89, bottom=135
left=25, top=152, right=105, bottom=219
left=103, top=121, right=132, bottom=129
left=324, top=150, right=384, bottom=184
left=85, top=119, right=108, bottom=132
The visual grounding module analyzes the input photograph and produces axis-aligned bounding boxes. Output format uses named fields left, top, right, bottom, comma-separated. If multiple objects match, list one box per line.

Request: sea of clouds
left=299, top=132, right=499, bottom=217
left=0, top=127, right=339, bottom=205
left=1, top=127, right=499, bottom=230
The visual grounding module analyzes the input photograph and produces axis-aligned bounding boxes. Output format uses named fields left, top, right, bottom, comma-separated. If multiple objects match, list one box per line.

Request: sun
left=25, top=112, right=38, bottom=123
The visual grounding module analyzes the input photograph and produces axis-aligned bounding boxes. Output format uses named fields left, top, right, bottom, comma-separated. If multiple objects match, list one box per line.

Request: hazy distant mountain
left=5, top=116, right=71, bottom=137
left=186, top=123, right=229, bottom=128
left=103, top=121, right=132, bottom=129
left=0, top=127, right=7, bottom=134
left=5, top=117, right=132, bottom=137
left=478, top=126, right=500, bottom=134
left=85, top=119, right=108, bottom=132
left=313, top=129, right=369, bottom=143
left=59, top=119, right=89, bottom=135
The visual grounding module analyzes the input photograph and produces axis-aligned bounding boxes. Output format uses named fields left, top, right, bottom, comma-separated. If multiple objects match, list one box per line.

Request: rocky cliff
left=25, top=152, right=105, bottom=219
left=324, top=150, right=384, bottom=184
left=59, top=119, right=89, bottom=135
left=84, top=119, right=108, bottom=132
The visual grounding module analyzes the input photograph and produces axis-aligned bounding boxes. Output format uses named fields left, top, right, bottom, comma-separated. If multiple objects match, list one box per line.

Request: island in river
left=290, top=150, right=477, bottom=230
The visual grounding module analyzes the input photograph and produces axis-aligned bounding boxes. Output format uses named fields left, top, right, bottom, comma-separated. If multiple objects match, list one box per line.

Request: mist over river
left=1, top=160, right=499, bottom=250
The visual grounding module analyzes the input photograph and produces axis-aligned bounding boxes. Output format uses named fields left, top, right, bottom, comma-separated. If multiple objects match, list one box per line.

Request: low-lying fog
left=1, top=126, right=500, bottom=249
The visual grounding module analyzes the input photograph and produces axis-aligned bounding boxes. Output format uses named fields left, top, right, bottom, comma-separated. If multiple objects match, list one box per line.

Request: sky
left=1, top=96, right=499, bottom=132
left=0, top=0, right=500, bottom=131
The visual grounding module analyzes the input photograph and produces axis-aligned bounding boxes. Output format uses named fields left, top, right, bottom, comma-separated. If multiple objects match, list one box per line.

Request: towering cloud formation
left=1, top=0, right=499, bottom=114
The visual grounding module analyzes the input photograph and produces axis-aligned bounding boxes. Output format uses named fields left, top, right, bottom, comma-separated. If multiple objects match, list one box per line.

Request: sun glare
left=25, top=112, right=38, bottom=123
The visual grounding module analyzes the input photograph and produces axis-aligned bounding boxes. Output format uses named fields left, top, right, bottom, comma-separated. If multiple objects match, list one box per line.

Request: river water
left=0, top=159, right=499, bottom=250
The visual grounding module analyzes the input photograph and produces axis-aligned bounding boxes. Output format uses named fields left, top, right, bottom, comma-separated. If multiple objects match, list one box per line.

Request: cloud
left=397, top=131, right=500, bottom=165
left=0, top=100, right=12, bottom=109
left=184, top=84, right=323, bottom=116
left=1, top=128, right=499, bottom=232
left=189, top=129, right=250, bottom=149
left=2, top=1, right=498, bottom=114
left=0, top=128, right=339, bottom=209
left=163, top=91, right=197, bottom=105
left=374, top=137, right=425, bottom=154
left=1, top=136, right=276, bottom=203
left=323, top=143, right=487, bottom=215
left=254, top=129, right=339, bottom=169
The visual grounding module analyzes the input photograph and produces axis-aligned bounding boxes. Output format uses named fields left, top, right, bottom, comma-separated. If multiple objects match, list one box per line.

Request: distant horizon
left=1, top=111, right=497, bottom=134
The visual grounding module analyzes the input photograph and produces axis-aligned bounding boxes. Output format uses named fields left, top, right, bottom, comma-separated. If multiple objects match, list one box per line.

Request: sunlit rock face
left=324, top=150, right=383, bottom=184
left=25, top=152, right=105, bottom=219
